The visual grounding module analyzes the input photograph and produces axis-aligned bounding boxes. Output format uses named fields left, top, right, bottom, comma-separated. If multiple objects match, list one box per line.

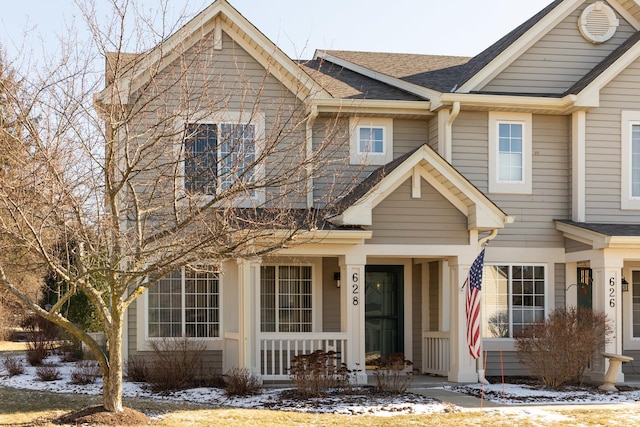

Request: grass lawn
left=1, top=385, right=640, bottom=426
left=0, top=341, right=28, bottom=352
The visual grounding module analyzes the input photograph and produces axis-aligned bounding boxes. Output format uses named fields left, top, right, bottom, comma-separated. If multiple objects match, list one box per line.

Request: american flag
left=465, top=248, right=485, bottom=360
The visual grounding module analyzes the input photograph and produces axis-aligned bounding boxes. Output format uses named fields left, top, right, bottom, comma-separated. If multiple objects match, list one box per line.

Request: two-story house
left=97, top=0, right=640, bottom=385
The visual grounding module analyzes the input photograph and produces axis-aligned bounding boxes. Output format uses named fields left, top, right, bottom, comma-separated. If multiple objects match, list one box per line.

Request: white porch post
left=340, top=253, right=367, bottom=384
left=590, top=252, right=624, bottom=383
left=237, top=258, right=261, bottom=374
left=448, top=255, right=479, bottom=382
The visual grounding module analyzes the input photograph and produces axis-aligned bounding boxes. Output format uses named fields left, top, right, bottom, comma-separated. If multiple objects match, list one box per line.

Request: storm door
left=365, top=265, right=404, bottom=366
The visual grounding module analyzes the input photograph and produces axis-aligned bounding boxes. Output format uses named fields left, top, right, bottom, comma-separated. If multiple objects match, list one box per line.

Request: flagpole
left=474, top=232, right=497, bottom=384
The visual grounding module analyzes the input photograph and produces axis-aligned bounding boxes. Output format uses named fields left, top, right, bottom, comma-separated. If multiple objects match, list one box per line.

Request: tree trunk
left=102, top=307, right=124, bottom=412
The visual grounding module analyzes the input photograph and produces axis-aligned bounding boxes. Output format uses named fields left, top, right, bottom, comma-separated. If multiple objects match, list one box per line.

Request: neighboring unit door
left=365, top=265, right=404, bottom=366
left=577, top=267, right=592, bottom=309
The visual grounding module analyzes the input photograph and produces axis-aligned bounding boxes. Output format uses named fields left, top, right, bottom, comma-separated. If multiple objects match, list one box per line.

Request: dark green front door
left=365, top=265, right=404, bottom=365
left=577, top=267, right=592, bottom=309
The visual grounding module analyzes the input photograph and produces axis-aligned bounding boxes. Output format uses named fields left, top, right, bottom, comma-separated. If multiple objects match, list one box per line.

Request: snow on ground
left=2, top=353, right=640, bottom=417
left=449, top=381, right=640, bottom=405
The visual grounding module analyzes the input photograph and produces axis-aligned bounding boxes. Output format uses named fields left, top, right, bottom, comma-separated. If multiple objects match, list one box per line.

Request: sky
left=0, top=0, right=554, bottom=61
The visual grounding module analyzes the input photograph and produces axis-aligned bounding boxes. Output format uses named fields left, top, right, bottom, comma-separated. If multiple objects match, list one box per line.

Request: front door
left=365, top=265, right=404, bottom=366
left=577, top=267, right=592, bottom=309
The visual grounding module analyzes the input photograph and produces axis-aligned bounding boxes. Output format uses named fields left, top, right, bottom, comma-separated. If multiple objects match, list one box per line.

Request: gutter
left=444, top=101, right=460, bottom=162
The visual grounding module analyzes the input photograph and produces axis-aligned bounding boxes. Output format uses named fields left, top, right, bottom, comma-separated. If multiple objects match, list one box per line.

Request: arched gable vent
left=578, top=1, right=619, bottom=44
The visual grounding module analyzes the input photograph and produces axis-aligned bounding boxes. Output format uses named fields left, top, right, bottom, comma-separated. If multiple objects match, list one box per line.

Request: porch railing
left=258, top=333, right=348, bottom=379
left=422, top=331, right=450, bottom=376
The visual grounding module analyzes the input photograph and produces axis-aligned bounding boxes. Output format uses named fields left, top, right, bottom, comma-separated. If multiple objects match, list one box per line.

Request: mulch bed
left=54, top=405, right=152, bottom=426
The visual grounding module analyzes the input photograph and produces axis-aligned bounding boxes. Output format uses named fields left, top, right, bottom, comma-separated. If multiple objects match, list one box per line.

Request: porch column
left=237, top=258, right=261, bottom=374
left=448, top=254, right=480, bottom=382
left=340, top=253, right=367, bottom=384
left=590, top=252, right=624, bottom=383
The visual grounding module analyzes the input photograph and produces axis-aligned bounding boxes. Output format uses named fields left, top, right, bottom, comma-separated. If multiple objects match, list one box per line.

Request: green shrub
left=515, top=307, right=611, bottom=389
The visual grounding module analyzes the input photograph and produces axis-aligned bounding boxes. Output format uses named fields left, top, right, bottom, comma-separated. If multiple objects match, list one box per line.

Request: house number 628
left=352, top=272, right=359, bottom=306
left=609, top=277, right=616, bottom=308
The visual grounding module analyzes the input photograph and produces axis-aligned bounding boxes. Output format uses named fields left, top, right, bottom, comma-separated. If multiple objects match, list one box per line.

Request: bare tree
left=0, top=0, right=355, bottom=413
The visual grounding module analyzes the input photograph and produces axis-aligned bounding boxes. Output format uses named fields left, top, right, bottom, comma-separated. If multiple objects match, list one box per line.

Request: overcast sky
left=1, top=0, right=553, bottom=60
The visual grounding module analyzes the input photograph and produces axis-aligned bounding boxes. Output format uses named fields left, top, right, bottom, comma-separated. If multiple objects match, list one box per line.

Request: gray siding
left=485, top=351, right=528, bottom=377
left=128, top=300, right=137, bottom=355
left=367, top=178, right=468, bottom=245
left=322, top=257, right=341, bottom=332
left=412, top=263, right=422, bottom=369
left=313, top=118, right=434, bottom=207
left=585, top=59, right=640, bottom=222
left=428, top=116, right=439, bottom=152
left=129, top=31, right=310, bottom=209
left=483, top=5, right=636, bottom=94
left=393, top=119, right=429, bottom=155
left=452, top=112, right=570, bottom=248
left=555, top=263, right=566, bottom=309
left=623, top=350, right=640, bottom=373
left=565, top=238, right=592, bottom=253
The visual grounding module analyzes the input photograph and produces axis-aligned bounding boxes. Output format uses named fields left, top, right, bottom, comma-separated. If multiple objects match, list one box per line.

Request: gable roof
left=298, top=58, right=425, bottom=101
left=329, top=144, right=512, bottom=231
left=95, top=0, right=331, bottom=106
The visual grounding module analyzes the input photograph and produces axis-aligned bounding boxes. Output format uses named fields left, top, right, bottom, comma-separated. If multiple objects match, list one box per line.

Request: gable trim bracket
left=329, top=145, right=513, bottom=232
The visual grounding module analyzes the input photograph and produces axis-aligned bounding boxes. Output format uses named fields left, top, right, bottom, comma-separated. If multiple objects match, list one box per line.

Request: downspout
left=444, top=101, right=461, bottom=163
left=306, top=105, right=319, bottom=208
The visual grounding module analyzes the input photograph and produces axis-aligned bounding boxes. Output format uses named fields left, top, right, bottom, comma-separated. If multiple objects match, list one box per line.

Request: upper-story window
left=349, top=117, right=393, bottom=165
left=621, top=111, right=640, bottom=209
left=488, top=112, right=532, bottom=194
left=184, top=123, right=256, bottom=196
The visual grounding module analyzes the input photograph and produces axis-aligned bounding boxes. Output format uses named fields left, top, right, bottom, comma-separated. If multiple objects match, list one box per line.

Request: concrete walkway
left=401, top=373, right=640, bottom=409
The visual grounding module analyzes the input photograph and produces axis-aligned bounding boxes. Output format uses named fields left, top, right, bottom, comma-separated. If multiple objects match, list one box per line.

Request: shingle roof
left=556, top=219, right=640, bottom=236
left=319, top=50, right=471, bottom=93
left=298, top=59, right=424, bottom=100
left=313, top=1, right=565, bottom=95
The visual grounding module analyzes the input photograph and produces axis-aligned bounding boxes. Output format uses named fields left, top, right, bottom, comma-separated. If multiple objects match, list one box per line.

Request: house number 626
left=352, top=272, right=359, bottom=306
left=609, top=277, right=616, bottom=308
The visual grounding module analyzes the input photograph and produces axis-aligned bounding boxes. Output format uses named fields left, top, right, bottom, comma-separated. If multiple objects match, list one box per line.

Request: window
left=488, top=112, right=532, bottom=194
left=621, top=111, right=640, bottom=209
left=183, top=122, right=256, bottom=196
left=349, top=117, right=393, bottom=165
left=148, top=266, right=220, bottom=338
left=260, top=265, right=312, bottom=332
left=482, top=264, right=545, bottom=338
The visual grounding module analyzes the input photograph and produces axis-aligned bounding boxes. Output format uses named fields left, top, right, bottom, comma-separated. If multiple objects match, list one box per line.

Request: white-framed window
left=180, top=111, right=264, bottom=202
left=184, top=123, right=256, bottom=196
left=482, top=264, right=546, bottom=338
left=260, top=265, right=312, bottom=333
left=349, top=117, right=393, bottom=165
left=621, top=111, right=640, bottom=210
left=147, top=265, right=221, bottom=339
left=488, top=112, right=532, bottom=194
